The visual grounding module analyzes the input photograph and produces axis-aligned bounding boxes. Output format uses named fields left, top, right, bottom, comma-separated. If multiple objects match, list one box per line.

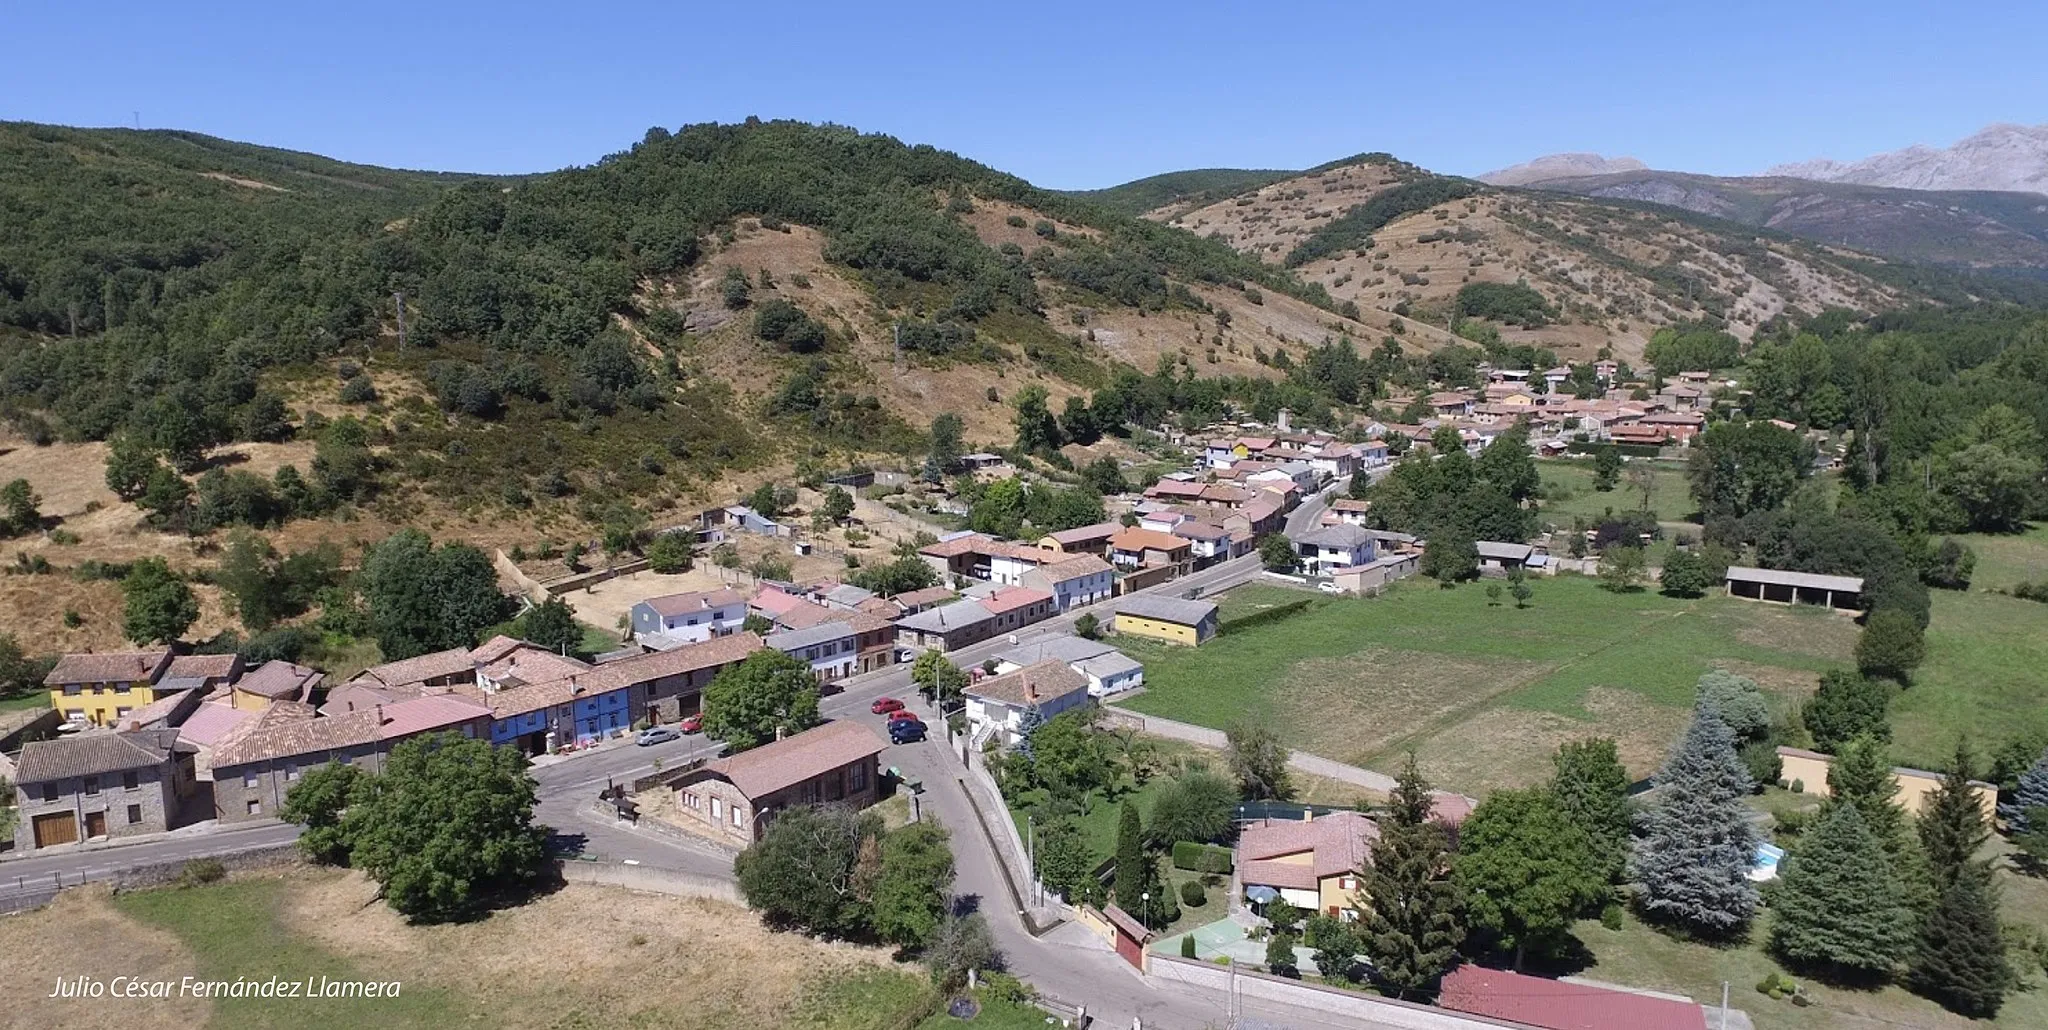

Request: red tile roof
left=1237, top=811, right=1378, bottom=882
left=45, top=650, right=171, bottom=686
left=1438, top=966, right=1707, bottom=1030
left=981, top=587, right=1052, bottom=616
left=1109, top=528, right=1190, bottom=554
left=705, top=719, right=887, bottom=799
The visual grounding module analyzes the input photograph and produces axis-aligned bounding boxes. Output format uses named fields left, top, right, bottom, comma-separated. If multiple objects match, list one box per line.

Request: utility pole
left=1719, top=980, right=1730, bottom=1029
left=393, top=291, right=408, bottom=359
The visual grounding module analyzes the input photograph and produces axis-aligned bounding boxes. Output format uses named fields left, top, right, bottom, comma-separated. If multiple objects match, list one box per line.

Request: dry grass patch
left=1730, top=605, right=1860, bottom=660
left=0, top=885, right=209, bottom=1030
left=1268, top=648, right=1553, bottom=769
left=280, top=869, right=909, bottom=1029
left=1406, top=688, right=1689, bottom=792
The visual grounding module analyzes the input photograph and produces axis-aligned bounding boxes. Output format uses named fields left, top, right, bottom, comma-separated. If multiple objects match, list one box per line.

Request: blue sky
left=5, top=1, right=2043, bottom=188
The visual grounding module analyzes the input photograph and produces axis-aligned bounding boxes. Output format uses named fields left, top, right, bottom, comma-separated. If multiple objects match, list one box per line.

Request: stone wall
left=1147, top=955, right=1534, bottom=1030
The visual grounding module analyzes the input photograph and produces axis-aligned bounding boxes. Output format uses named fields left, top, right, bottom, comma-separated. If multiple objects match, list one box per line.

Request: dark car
left=870, top=697, right=905, bottom=714
left=636, top=726, right=680, bottom=747
left=890, top=719, right=928, bottom=744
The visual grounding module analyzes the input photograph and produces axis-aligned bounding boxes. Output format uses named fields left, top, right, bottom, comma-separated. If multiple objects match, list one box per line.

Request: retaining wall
left=1148, top=955, right=1537, bottom=1030
left=555, top=858, right=744, bottom=905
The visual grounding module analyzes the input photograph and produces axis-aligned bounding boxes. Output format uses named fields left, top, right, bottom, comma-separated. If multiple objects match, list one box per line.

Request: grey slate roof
left=993, top=635, right=1118, bottom=668
left=1726, top=566, right=1864, bottom=593
left=1113, top=595, right=1218, bottom=626
left=767, top=621, right=858, bottom=651
left=1476, top=541, right=1534, bottom=561
left=895, top=600, right=992, bottom=634
left=1075, top=652, right=1144, bottom=680
left=14, top=729, right=184, bottom=784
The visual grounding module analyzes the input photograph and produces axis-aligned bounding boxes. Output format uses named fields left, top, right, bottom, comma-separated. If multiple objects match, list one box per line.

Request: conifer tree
left=1112, top=800, right=1146, bottom=913
left=1998, top=746, right=2048, bottom=834
left=1358, top=755, right=1465, bottom=999
left=1550, top=738, right=1632, bottom=883
left=1770, top=803, right=1914, bottom=980
left=1826, top=735, right=1906, bottom=850
left=1917, top=740, right=1989, bottom=886
left=1632, top=713, right=1758, bottom=934
left=1908, top=865, right=2013, bottom=1017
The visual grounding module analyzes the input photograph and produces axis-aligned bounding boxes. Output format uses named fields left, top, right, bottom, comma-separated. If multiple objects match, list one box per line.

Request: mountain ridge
left=1765, top=122, right=2048, bottom=195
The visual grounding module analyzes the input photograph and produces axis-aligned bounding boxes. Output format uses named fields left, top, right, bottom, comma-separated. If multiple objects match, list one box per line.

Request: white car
left=1318, top=581, right=1342, bottom=594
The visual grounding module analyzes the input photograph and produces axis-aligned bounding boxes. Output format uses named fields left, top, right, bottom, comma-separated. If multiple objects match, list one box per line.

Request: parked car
left=1318, top=580, right=1341, bottom=594
left=679, top=713, right=704, bottom=733
left=890, top=719, right=928, bottom=744
left=870, top=697, right=905, bottom=714
left=887, top=709, right=923, bottom=724
left=636, top=726, right=680, bottom=747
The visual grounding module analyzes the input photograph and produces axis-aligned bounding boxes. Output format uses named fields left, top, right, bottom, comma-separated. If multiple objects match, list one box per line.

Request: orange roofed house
left=665, top=720, right=889, bottom=845
left=1237, top=810, right=1377, bottom=918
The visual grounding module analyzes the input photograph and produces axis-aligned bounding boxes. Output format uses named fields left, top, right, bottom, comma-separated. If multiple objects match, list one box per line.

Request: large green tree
left=343, top=733, right=549, bottom=923
left=1803, top=669, right=1892, bottom=753
left=358, top=529, right=508, bottom=660
left=1908, top=865, right=2013, bottom=1017
left=1357, top=755, right=1465, bottom=999
left=121, top=557, right=198, bottom=645
left=1225, top=720, right=1294, bottom=801
left=1457, top=788, right=1606, bottom=969
left=1687, top=419, right=1808, bottom=523
left=1147, top=768, right=1238, bottom=846
left=735, top=804, right=880, bottom=938
left=519, top=596, right=584, bottom=655
left=872, top=821, right=956, bottom=949
left=279, top=760, right=365, bottom=865
left=1855, top=608, right=1926, bottom=682
left=1632, top=713, right=1758, bottom=934
left=701, top=650, right=822, bottom=751
left=1770, top=803, right=1914, bottom=980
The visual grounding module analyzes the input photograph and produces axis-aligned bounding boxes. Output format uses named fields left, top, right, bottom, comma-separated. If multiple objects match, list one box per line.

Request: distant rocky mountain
left=1766, top=123, right=2048, bottom=195
left=1517, top=169, right=2048, bottom=273
left=1476, top=153, right=1646, bottom=186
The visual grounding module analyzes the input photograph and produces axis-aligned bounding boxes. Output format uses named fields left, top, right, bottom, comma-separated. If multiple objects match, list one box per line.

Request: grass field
left=1534, top=457, right=1697, bottom=526
left=0, top=692, right=49, bottom=714
left=1569, top=861, right=2048, bottom=1030
left=1958, top=523, right=2048, bottom=592
left=1889, top=550, right=2048, bottom=771
left=1119, top=578, right=1857, bottom=792
left=0, top=870, right=936, bottom=1030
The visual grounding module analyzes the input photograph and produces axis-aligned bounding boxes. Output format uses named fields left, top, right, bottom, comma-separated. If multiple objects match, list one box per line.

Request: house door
left=32, top=812, right=79, bottom=848
left=84, top=810, right=108, bottom=839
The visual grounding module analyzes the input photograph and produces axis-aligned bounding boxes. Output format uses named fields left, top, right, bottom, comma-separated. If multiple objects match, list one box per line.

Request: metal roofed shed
left=1725, top=565, right=1863, bottom=611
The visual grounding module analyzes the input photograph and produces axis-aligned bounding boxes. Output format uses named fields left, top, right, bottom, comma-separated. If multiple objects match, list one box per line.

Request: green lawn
left=1957, top=523, right=2048, bottom=592
left=1572, top=898, right=2048, bottom=1030
left=917, top=990, right=1057, bottom=1029
left=1889, top=587, right=2048, bottom=771
left=1534, top=457, right=1697, bottom=526
left=1120, top=578, right=1856, bottom=792
left=1008, top=774, right=1171, bottom=869
left=0, top=693, right=50, bottom=714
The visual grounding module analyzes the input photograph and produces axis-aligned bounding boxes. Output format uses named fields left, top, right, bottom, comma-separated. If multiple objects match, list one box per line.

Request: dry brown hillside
left=1155, top=165, right=1919, bottom=363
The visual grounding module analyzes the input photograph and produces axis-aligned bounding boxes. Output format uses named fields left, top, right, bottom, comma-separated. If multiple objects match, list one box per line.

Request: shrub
left=753, top=298, right=826, bottom=353
left=1005, top=215, right=1027, bottom=228
left=178, top=858, right=226, bottom=888
left=339, top=376, right=377, bottom=404
left=1181, top=934, right=1198, bottom=958
left=1179, top=878, right=1207, bottom=907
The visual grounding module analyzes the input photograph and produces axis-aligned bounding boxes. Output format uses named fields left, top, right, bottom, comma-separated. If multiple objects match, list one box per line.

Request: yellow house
left=1237, top=810, right=1376, bottom=918
left=1776, top=747, right=1998, bottom=824
left=44, top=651, right=174, bottom=727
left=1111, top=596, right=1219, bottom=646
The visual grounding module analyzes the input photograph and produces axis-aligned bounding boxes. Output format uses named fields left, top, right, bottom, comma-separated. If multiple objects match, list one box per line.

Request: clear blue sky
left=6, top=1, right=2043, bottom=189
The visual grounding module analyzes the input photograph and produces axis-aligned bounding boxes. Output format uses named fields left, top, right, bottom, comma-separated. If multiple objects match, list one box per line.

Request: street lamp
left=1141, top=891, right=1149, bottom=930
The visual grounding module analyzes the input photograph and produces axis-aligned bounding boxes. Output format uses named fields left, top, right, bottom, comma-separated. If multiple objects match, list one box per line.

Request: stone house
left=12, top=729, right=197, bottom=851
left=666, top=720, right=889, bottom=845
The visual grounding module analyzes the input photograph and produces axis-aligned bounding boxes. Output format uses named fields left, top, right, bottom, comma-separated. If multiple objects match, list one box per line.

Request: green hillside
left=1066, top=167, right=1297, bottom=215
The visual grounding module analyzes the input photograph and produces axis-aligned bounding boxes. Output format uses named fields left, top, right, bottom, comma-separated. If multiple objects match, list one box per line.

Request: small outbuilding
left=1724, top=566, right=1862, bottom=611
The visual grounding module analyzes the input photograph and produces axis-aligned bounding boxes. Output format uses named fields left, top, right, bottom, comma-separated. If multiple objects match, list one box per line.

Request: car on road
left=887, top=709, right=923, bottom=724
left=679, top=713, right=704, bottom=733
left=870, top=697, right=905, bottom=714
left=636, top=726, right=680, bottom=746
left=890, top=719, right=928, bottom=744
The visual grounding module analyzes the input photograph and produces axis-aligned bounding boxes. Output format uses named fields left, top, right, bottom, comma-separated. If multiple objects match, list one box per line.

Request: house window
left=850, top=762, right=869, bottom=792
left=41, top=783, right=57, bottom=802
left=285, top=765, right=300, bottom=782
left=123, top=771, right=139, bottom=791
left=126, top=804, right=143, bottom=824
left=710, top=797, right=723, bottom=820
left=83, top=776, right=99, bottom=796
left=243, top=770, right=258, bottom=788
left=62, top=684, right=80, bottom=696
left=246, top=799, right=262, bottom=816
left=730, top=806, right=744, bottom=828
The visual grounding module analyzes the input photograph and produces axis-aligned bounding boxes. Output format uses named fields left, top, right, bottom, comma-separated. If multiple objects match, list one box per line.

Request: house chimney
left=1025, top=677, right=1038, bottom=703
left=570, top=675, right=585, bottom=696
left=775, top=724, right=787, bottom=742
left=374, top=703, right=385, bottom=725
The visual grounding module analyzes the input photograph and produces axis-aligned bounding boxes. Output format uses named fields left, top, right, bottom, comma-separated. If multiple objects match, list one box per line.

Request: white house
left=964, top=660, right=1093, bottom=748
left=1291, top=523, right=1378, bottom=577
left=1307, top=445, right=1359, bottom=481
left=986, top=543, right=1051, bottom=588
left=766, top=621, right=860, bottom=684
left=630, top=589, right=749, bottom=646
left=1248, top=460, right=1319, bottom=492
left=1019, top=554, right=1115, bottom=612
left=1172, top=520, right=1234, bottom=563
left=1074, top=652, right=1144, bottom=697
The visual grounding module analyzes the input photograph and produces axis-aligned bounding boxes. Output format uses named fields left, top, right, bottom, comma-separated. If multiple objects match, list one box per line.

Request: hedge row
left=1172, top=841, right=1234, bottom=874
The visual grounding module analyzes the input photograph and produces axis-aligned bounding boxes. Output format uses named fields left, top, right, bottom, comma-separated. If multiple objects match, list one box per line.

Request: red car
left=887, top=709, right=923, bottom=724
left=870, top=697, right=905, bottom=715
left=679, top=712, right=704, bottom=733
